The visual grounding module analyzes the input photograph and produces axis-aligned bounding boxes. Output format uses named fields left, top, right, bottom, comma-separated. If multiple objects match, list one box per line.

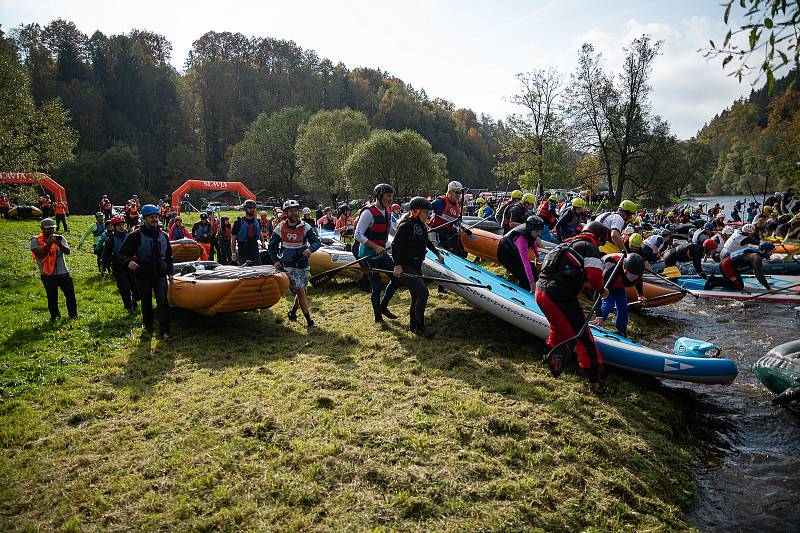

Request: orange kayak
left=169, top=263, right=289, bottom=316
left=460, top=228, right=685, bottom=308
left=171, top=238, right=203, bottom=262
left=310, top=246, right=364, bottom=280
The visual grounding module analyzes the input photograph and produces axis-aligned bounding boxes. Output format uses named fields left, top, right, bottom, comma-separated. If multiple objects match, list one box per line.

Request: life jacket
left=54, top=202, right=66, bottom=215
left=260, top=218, right=270, bottom=239
left=93, top=222, right=105, bottom=237
left=112, top=232, right=127, bottom=257
left=722, top=231, right=751, bottom=257
left=128, top=205, right=139, bottom=218
left=364, top=206, right=390, bottom=246
left=275, top=220, right=313, bottom=267
left=136, top=230, right=168, bottom=267
left=319, top=216, right=336, bottom=230
left=40, top=196, right=52, bottom=208
left=32, top=234, right=57, bottom=275
left=692, top=228, right=712, bottom=245
left=235, top=217, right=260, bottom=242
left=431, top=195, right=461, bottom=228
left=193, top=222, right=212, bottom=242
left=537, top=201, right=557, bottom=225
left=538, top=234, right=603, bottom=291
left=540, top=240, right=586, bottom=280
left=477, top=205, right=493, bottom=219
left=169, top=225, right=187, bottom=240
left=729, top=246, right=760, bottom=268
left=499, top=224, right=537, bottom=258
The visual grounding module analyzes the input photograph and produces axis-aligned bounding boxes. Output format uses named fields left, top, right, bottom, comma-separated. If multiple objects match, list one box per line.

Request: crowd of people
left=24, top=183, right=799, bottom=390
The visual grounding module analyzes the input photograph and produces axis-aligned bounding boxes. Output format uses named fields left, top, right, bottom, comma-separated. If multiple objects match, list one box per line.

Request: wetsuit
left=498, top=200, right=519, bottom=232
left=497, top=225, right=539, bottom=291
left=119, top=226, right=173, bottom=334
left=102, top=229, right=139, bottom=310
left=706, top=248, right=771, bottom=291
left=597, top=253, right=643, bottom=337
left=662, top=242, right=706, bottom=277
left=391, top=215, right=440, bottom=330
left=535, top=234, right=605, bottom=383
left=355, top=204, right=400, bottom=321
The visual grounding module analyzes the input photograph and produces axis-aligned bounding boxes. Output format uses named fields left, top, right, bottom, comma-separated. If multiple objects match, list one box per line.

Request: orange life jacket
left=32, top=234, right=57, bottom=275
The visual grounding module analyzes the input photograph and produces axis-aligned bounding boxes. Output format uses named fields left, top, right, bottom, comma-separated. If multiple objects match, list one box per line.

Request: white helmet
left=622, top=225, right=635, bottom=236
left=302, top=207, right=311, bottom=215
left=742, top=223, right=756, bottom=234
left=282, top=199, right=300, bottom=210
left=447, top=180, right=463, bottom=192
left=722, top=226, right=735, bottom=236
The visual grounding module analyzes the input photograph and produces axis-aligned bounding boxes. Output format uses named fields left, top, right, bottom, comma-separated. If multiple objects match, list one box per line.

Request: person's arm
left=610, top=229, right=625, bottom=253
left=118, top=231, right=139, bottom=269
left=306, top=226, right=321, bottom=254
left=78, top=224, right=94, bottom=248
left=164, top=234, right=174, bottom=275
left=515, top=235, right=536, bottom=289
left=748, top=255, right=771, bottom=290
left=32, top=237, right=56, bottom=259
left=267, top=231, right=281, bottom=266
left=691, top=246, right=705, bottom=277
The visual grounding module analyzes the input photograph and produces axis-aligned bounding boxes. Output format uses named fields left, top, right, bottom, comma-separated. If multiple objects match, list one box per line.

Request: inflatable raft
left=170, top=238, right=203, bottom=262
left=310, top=246, right=364, bottom=280
left=753, top=340, right=800, bottom=404
left=169, top=261, right=289, bottom=316
left=8, top=205, right=42, bottom=218
left=461, top=216, right=503, bottom=234
left=461, top=228, right=685, bottom=308
left=421, top=250, right=737, bottom=384
left=661, top=274, right=800, bottom=303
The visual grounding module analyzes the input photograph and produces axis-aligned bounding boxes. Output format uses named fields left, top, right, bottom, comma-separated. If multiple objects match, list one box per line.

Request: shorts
left=286, top=266, right=310, bottom=294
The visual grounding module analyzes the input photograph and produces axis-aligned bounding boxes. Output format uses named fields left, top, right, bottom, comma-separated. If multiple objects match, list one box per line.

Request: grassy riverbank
left=1, top=215, right=696, bottom=531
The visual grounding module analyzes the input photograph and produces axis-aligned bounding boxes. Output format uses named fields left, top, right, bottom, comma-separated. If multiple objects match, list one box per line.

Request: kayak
left=461, top=228, right=685, bottom=308
left=170, top=238, right=203, bottom=262
left=462, top=216, right=502, bottom=234
left=8, top=205, right=42, bottom=218
left=650, top=258, right=800, bottom=276
left=753, top=340, right=800, bottom=404
left=421, top=250, right=737, bottom=384
left=310, top=246, right=363, bottom=280
left=169, top=261, right=289, bottom=316
left=658, top=274, right=800, bottom=303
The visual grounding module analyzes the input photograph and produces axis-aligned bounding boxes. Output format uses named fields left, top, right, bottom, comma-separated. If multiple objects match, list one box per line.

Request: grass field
left=1, top=214, right=697, bottom=531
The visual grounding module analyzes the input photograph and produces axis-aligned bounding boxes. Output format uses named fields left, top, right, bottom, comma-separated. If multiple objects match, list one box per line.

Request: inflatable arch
left=0, top=172, right=68, bottom=208
left=171, top=180, right=256, bottom=214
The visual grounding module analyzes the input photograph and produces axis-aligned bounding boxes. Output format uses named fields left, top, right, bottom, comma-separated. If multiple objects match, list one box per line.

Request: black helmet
left=623, top=253, right=645, bottom=276
left=409, top=196, right=432, bottom=211
left=95, top=211, right=104, bottom=218
left=582, top=221, right=609, bottom=245
left=244, top=199, right=257, bottom=209
left=525, top=215, right=544, bottom=232
left=374, top=183, right=394, bottom=198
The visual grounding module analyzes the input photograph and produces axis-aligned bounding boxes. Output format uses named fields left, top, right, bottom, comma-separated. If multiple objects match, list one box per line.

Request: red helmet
left=110, top=216, right=125, bottom=225
left=391, top=203, right=401, bottom=212
left=703, top=239, right=717, bottom=251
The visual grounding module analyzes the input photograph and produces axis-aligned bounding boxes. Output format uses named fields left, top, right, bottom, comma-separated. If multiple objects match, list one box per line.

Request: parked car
left=233, top=201, right=267, bottom=211
left=203, top=201, right=229, bottom=211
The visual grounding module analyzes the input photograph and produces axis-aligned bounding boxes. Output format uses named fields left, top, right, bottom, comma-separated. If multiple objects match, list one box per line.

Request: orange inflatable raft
left=169, top=262, right=289, bottom=316
left=460, top=228, right=685, bottom=308
left=170, top=238, right=203, bottom=262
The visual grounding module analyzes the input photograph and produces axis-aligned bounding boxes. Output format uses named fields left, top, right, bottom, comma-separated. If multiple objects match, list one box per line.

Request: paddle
left=627, top=290, right=684, bottom=308
left=646, top=266, right=698, bottom=298
left=545, top=251, right=626, bottom=377
left=309, top=245, right=390, bottom=286
left=368, top=268, right=492, bottom=290
left=739, top=280, right=800, bottom=302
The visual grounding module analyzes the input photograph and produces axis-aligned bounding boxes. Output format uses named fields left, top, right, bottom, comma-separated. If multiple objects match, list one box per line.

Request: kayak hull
left=753, top=340, right=800, bottom=394
left=663, top=274, right=800, bottom=303
left=171, top=238, right=203, bottom=262
left=422, top=250, right=737, bottom=384
left=8, top=206, right=43, bottom=218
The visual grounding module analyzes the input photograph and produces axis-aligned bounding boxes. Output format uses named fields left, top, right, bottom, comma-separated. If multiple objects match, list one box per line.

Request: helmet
left=282, top=199, right=300, bottom=211
left=657, top=228, right=671, bottom=237
left=763, top=206, right=772, bottom=215
left=200, top=213, right=208, bottom=219
left=110, top=216, right=125, bottom=226
left=525, top=215, right=544, bottom=232
left=759, top=241, right=776, bottom=253
left=624, top=253, right=645, bottom=276
left=703, top=222, right=715, bottom=230
left=260, top=211, right=268, bottom=217
left=629, top=233, right=643, bottom=248
left=511, top=190, right=523, bottom=200
left=339, top=203, right=351, bottom=213
left=302, top=207, right=312, bottom=215
left=582, top=221, right=609, bottom=245
left=656, top=208, right=663, bottom=215
left=522, top=193, right=536, bottom=205
left=619, top=200, right=637, bottom=213
left=141, top=204, right=159, bottom=217
left=571, top=197, right=586, bottom=209
left=652, top=236, right=665, bottom=248
left=447, top=180, right=463, bottom=192
left=742, top=223, right=756, bottom=234
left=549, top=194, right=558, bottom=202
left=350, top=200, right=362, bottom=210
left=667, top=211, right=675, bottom=217
left=324, top=206, right=332, bottom=212
left=622, top=225, right=635, bottom=236
left=476, top=197, right=486, bottom=205
left=721, top=226, right=735, bottom=236
left=374, top=183, right=394, bottom=198
left=391, top=203, right=401, bottom=211
left=487, top=196, right=496, bottom=204
left=41, top=218, right=56, bottom=228
left=244, top=199, right=257, bottom=209
left=95, top=211, right=104, bottom=218
left=702, top=239, right=717, bottom=251
left=409, top=196, right=432, bottom=211
left=102, top=194, right=108, bottom=198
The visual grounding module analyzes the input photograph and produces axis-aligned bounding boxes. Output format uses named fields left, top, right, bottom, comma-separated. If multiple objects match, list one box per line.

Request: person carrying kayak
left=231, top=200, right=264, bottom=265
left=555, top=197, right=590, bottom=243
left=101, top=216, right=139, bottom=312
left=596, top=200, right=637, bottom=252
left=391, top=196, right=445, bottom=337
left=662, top=239, right=717, bottom=277
left=118, top=204, right=173, bottom=340
left=355, top=184, right=401, bottom=323
left=431, top=181, right=467, bottom=257
left=268, top=199, right=321, bottom=328
left=506, top=193, right=536, bottom=231
left=192, top=213, right=214, bottom=260
left=591, top=253, right=645, bottom=337
left=498, top=189, right=523, bottom=232
left=31, top=218, right=78, bottom=320
left=705, top=242, right=777, bottom=292
left=535, top=221, right=608, bottom=389
left=498, top=215, right=544, bottom=292
left=317, top=207, right=337, bottom=231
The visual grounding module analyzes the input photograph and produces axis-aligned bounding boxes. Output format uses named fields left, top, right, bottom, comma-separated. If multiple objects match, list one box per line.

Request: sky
left=0, top=0, right=761, bottom=138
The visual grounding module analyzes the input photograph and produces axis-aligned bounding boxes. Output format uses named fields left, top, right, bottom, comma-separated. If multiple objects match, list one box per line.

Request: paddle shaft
left=309, top=245, right=390, bottom=286
left=368, top=268, right=491, bottom=289
left=627, top=290, right=684, bottom=308
left=646, top=266, right=698, bottom=297
left=740, top=280, right=800, bottom=301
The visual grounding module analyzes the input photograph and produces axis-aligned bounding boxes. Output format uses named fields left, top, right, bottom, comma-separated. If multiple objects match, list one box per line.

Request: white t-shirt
left=597, top=212, right=625, bottom=232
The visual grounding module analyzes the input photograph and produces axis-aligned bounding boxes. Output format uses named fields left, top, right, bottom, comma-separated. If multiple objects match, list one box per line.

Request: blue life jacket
left=112, top=233, right=127, bottom=257
left=137, top=230, right=168, bottom=262
left=93, top=222, right=105, bottom=237
left=729, top=246, right=759, bottom=260
left=236, top=217, right=261, bottom=242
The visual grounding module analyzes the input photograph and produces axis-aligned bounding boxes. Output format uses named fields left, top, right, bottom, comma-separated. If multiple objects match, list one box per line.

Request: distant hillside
left=697, top=69, right=799, bottom=195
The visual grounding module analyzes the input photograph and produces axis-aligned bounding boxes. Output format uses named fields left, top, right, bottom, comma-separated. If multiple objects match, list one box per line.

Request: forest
left=1, top=17, right=797, bottom=211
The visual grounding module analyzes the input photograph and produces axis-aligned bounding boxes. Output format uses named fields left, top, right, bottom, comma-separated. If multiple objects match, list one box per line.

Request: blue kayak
left=650, top=259, right=800, bottom=276
left=422, top=249, right=738, bottom=384
left=658, top=274, right=800, bottom=303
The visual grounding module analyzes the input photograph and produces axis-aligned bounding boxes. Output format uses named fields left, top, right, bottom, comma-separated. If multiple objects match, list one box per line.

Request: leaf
left=764, top=17, right=773, bottom=28
left=723, top=55, right=733, bottom=68
left=724, top=30, right=732, bottom=47
left=749, top=27, right=758, bottom=49
left=779, top=50, right=789, bottom=64
left=767, top=69, right=775, bottom=94
left=724, top=2, right=732, bottom=23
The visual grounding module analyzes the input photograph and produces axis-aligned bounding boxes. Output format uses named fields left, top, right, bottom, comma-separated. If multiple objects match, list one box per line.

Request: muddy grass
left=1, top=215, right=696, bottom=531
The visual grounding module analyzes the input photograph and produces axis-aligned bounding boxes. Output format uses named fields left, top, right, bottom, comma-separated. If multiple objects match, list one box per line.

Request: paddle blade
left=663, top=266, right=682, bottom=279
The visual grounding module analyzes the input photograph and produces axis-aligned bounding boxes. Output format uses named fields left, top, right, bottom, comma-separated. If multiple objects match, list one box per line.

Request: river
left=641, top=282, right=799, bottom=530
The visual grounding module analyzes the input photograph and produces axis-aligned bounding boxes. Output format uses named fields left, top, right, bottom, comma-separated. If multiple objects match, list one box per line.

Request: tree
left=57, top=144, right=143, bottom=211
left=295, top=108, right=370, bottom=202
left=702, top=0, right=800, bottom=92
left=343, top=129, right=448, bottom=198
left=229, top=106, right=309, bottom=196
left=164, top=145, right=210, bottom=190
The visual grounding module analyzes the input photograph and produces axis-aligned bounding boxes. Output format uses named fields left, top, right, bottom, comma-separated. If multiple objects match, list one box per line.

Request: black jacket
left=118, top=226, right=174, bottom=278
left=391, top=216, right=438, bottom=271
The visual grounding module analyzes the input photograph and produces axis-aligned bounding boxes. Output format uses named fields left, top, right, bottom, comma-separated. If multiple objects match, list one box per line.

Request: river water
left=640, top=265, right=799, bottom=530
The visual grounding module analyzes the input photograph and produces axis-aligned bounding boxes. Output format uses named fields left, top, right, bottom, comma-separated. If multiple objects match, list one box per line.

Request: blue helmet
left=141, top=204, right=159, bottom=217
left=703, top=222, right=715, bottom=230
left=759, top=241, right=776, bottom=253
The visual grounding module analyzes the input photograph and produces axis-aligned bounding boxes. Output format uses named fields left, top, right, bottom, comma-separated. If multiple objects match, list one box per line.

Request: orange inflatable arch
left=0, top=172, right=68, bottom=208
left=171, top=179, right=256, bottom=214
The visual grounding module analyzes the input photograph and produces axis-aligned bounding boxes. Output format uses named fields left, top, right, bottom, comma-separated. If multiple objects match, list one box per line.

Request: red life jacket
left=279, top=221, right=308, bottom=249
left=365, top=206, right=390, bottom=246
left=41, top=196, right=52, bottom=208
left=54, top=202, right=66, bottom=215
left=0, top=197, right=9, bottom=208
left=431, top=195, right=461, bottom=228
